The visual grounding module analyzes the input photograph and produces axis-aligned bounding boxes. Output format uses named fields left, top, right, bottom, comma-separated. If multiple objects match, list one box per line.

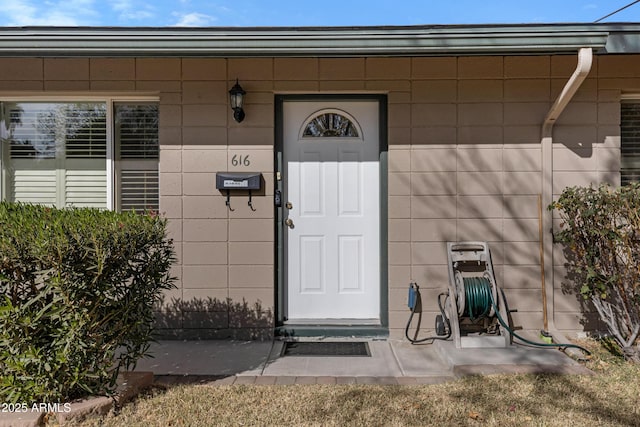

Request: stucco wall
left=0, top=53, right=635, bottom=339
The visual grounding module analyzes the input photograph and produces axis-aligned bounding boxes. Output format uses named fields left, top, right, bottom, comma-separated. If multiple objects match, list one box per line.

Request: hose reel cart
left=406, top=240, right=592, bottom=355
left=445, top=241, right=511, bottom=348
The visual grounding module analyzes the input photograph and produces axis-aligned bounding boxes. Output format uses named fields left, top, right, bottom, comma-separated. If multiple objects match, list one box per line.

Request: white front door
left=283, top=100, right=380, bottom=322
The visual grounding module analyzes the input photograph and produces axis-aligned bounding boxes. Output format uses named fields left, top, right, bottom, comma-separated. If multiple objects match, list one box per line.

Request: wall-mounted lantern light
left=229, top=79, right=246, bottom=123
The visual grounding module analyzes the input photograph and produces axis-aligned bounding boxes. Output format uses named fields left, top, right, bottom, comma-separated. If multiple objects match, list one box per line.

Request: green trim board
left=3, top=24, right=640, bottom=57
left=379, top=152, right=389, bottom=329
left=274, top=94, right=389, bottom=335
left=378, top=100, right=389, bottom=329
left=274, top=99, right=285, bottom=325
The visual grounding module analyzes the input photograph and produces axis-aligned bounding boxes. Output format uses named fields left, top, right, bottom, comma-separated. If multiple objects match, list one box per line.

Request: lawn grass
left=68, top=340, right=640, bottom=427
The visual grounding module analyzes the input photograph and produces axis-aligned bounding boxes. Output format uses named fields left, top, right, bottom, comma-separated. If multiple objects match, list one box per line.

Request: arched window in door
left=301, top=109, right=361, bottom=138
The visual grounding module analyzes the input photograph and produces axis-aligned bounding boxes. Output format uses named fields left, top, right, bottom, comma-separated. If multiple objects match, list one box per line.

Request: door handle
left=285, top=218, right=294, bottom=229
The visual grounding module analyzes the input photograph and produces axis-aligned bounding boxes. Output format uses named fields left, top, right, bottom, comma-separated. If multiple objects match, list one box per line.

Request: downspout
left=541, top=47, right=593, bottom=349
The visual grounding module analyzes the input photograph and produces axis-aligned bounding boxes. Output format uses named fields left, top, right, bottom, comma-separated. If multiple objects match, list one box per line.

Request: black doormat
left=281, top=341, right=371, bottom=357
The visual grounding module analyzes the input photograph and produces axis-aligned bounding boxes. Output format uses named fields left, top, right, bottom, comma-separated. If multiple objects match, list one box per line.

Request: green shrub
left=0, top=202, right=176, bottom=403
left=551, top=184, right=640, bottom=362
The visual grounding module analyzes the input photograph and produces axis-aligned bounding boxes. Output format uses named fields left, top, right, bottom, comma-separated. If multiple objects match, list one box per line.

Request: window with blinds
left=115, top=103, right=159, bottom=212
left=1, top=100, right=159, bottom=212
left=0, top=102, right=107, bottom=208
left=622, top=102, right=640, bottom=185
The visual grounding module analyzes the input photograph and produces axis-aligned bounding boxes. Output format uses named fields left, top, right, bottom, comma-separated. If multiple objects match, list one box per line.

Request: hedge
left=0, top=202, right=176, bottom=403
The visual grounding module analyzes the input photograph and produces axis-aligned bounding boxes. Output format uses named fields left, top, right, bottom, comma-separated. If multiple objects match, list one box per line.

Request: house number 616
left=231, top=154, right=250, bottom=167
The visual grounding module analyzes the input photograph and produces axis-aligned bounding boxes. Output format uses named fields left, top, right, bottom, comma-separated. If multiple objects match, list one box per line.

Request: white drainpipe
left=541, top=47, right=593, bottom=347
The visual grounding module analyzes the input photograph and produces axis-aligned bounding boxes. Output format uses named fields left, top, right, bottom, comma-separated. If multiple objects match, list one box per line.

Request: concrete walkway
left=1, top=338, right=593, bottom=427
left=0, top=340, right=592, bottom=427
left=135, top=338, right=592, bottom=385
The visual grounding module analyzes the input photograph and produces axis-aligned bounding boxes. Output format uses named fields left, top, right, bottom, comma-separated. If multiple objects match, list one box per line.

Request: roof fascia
left=0, top=24, right=637, bottom=57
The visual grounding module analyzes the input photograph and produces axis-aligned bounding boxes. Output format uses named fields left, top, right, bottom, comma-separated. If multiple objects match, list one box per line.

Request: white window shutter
left=9, top=160, right=57, bottom=205
left=115, top=104, right=159, bottom=212
left=120, top=165, right=159, bottom=212
left=65, top=159, right=107, bottom=209
left=622, top=102, right=640, bottom=185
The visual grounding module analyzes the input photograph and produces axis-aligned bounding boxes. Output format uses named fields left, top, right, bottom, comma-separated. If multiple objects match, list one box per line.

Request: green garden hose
left=462, top=277, right=591, bottom=356
left=462, top=277, right=492, bottom=321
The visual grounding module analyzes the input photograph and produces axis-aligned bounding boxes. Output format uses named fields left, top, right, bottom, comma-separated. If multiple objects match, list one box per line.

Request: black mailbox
left=215, top=172, right=262, bottom=211
left=215, top=172, right=261, bottom=190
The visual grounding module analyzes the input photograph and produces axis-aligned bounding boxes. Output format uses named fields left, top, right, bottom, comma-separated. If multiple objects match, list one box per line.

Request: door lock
left=285, top=218, right=294, bottom=229
left=285, top=201, right=293, bottom=210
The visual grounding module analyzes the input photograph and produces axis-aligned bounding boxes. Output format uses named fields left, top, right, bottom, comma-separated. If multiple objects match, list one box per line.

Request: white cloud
left=0, top=0, right=221, bottom=27
left=108, top=0, right=155, bottom=22
left=172, top=12, right=216, bottom=27
left=0, top=0, right=42, bottom=25
left=0, top=0, right=98, bottom=26
left=110, top=0, right=130, bottom=11
left=119, top=9, right=155, bottom=21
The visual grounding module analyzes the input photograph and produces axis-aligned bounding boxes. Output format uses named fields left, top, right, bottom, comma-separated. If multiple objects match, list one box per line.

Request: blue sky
left=0, top=0, right=638, bottom=27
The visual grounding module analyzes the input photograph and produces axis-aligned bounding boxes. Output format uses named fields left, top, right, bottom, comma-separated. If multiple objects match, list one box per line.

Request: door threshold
left=285, top=318, right=380, bottom=326
left=275, top=323, right=388, bottom=339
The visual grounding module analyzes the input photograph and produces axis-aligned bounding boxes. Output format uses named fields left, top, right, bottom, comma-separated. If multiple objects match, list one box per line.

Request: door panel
left=283, top=100, right=380, bottom=322
left=299, top=152, right=323, bottom=215
left=299, top=235, right=325, bottom=293
left=338, top=236, right=363, bottom=292
left=338, top=152, right=362, bottom=215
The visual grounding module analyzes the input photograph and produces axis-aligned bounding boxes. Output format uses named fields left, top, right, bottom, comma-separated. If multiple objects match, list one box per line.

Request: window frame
left=113, top=102, right=160, bottom=212
left=0, top=95, right=159, bottom=211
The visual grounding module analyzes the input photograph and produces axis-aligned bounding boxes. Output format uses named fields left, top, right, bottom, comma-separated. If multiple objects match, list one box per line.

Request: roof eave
left=0, top=24, right=637, bottom=57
